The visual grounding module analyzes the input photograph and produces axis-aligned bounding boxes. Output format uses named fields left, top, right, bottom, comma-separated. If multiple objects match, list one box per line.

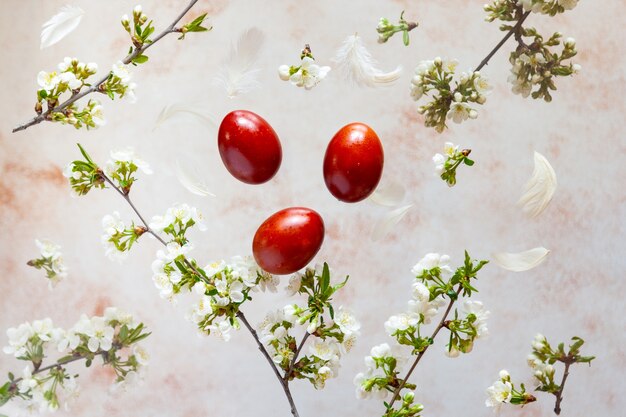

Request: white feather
left=40, top=5, right=84, bottom=49
left=154, top=103, right=215, bottom=130
left=175, top=160, right=215, bottom=197
left=333, top=34, right=402, bottom=87
left=518, top=152, right=557, bottom=217
left=368, top=180, right=406, bottom=207
left=371, top=204, right=413, bottom=241
left=212, top=27, right=265, bottom=98
left=492, top=247, right=550, bottom=272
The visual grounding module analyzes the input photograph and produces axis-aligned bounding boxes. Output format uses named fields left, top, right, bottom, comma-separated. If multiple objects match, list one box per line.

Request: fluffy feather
left=41, top=5, right=84, bottom=49
left=518, top=152, right=557, bottom=217
left=175, top=160, right=215, bottom=197
left=368, top=180, right=406, bottom=207
left=371, top=204, right=413, bottom=241
left=492, top=247, right=550, bottom=272
left=154, top=103, right=215, bottom=130
left=212, top=27, right=265, bottom=98
left=333, top=34, right=402, bottom=87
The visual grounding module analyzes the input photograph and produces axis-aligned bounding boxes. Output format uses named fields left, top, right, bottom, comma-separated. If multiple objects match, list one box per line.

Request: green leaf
left=38, top=89, right=48, bottom=99
left=77, top=143, right=95, bottom=164
left=403, top=30, right=409, bottom=46
left=119, top=324, right=129, bottom=342
left=328, top=304, right=335, bottom=320
left=464, top=158, right=475, bottom=166
left=321, top=263, right=330, bottom=292
left=132, top=55, right=149, bottom=64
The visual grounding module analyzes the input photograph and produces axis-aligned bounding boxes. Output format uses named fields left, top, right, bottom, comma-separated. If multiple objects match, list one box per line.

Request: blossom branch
left=475, top=9, right=531, bottom=72
left=97, top=169, right=301, bottom=416
left=12, top=0, right=201, bottom=133
left=237, top=312, right=301, bottom=417
left=386, top=285, right=463, bottom=409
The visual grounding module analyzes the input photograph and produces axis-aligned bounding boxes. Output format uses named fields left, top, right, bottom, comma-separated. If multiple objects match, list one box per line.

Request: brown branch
left=12, top=0, right=200, bottom=133
left=554, top=360, right=572, bottom=415
left=386, top=285, right=463, bottom=410
left=237, top=312, right=301, bottom=417
left=475, top=10, right=531, bottom=72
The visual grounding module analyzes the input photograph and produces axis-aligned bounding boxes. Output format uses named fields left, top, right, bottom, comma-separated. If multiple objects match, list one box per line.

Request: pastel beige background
left=0, top=1, right=624, bottom=416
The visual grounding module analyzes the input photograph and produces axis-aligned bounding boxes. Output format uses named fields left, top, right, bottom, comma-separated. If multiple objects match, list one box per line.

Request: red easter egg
left=253, top=207, right=325, bottom=275
left=323, top=122, right=384, bottom=203
left=218, top=110, right=282, bottom=184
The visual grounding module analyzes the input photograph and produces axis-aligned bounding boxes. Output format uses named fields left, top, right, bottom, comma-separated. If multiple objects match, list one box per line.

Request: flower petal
left=492, top=247, right=550, bottom=272
left=518, top=152, right=557, bottom=218
left=41, top=5, right=84, bottom=49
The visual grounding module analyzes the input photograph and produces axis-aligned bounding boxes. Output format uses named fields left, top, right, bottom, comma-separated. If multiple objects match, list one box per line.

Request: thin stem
left=12, top=0, right=200, bottom=133
left=475, top=10, right=531, bottom=72
left=285, top=332, right=311, bottom=381
left=237, top=312, right=301, bottom=417
left=10, top=351, right=106, bottom=388
left=386, top=285, right=463, bottom=409
left=553, top=361, right=572, bottom=415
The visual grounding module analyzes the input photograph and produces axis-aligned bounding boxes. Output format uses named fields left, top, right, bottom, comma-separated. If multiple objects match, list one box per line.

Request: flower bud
left=572, top=63, right=582, bottom=73
left=121, top=14, right=130, bottom=24
left=278, top=65, right=291, bottom=81
left=454, top=92, right=463, bottom=102
left=469, top=109, right=478, bottom=119
left=434, top=57, right=442, bottom=66
left=565, top=37, right=576, bottom=48
left=133, top=5, right=142, bottom=16
left=499, top=369, right=510, bottom=380
left=476, top=95, right=487, bottom=104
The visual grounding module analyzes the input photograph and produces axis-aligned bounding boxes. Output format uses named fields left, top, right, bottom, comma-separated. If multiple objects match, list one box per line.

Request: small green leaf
left=321, top=263, right=330, bottom=292
left=133, top=55, right=149, bottom=64
left=464, top=158, right=475, bottom=166
left=403, top=30, right=410, bottom=46
left=77, top=143, right=95, bottom=164
left=328, top=304, right=335, bottom=320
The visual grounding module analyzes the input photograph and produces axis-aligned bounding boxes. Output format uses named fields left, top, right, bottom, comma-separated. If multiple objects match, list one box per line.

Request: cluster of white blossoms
left=1, top=309, right=149, bottom=412
left=355, top=252, right=490, bottom=415
left=410, top=57, right=492, bottom=132
left=508, top=32, right=579, bottom=102
left=101, top=211, right=139, bottom=262
left=432, top=142, right=475, bottom=187
left=106, top=61, right=137, bottom=103
left=37, top=57, right=97, bottom=96
left=485, top=370, right=535, bottom=411
left=104, top=147, right=153, bottom=194
left=527, top=335, right=557, bottom=385
left=353, top=343, right=408, bottom=400
left=278, top=45, right=331, bottom=90
left=185, top=256, right=279, bottom=340
left=519, top=0, right=578, bottom=14
left=27, top=239, right=68, bottom=288
left=258, top=264, right=360, bottom=389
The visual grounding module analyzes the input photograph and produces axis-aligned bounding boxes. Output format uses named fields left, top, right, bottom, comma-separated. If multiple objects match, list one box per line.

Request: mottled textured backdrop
left=0, top=1, right=624, bottom=416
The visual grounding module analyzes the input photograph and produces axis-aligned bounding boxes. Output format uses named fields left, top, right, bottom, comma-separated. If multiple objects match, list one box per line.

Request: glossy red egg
left=253, top=207, right=325, bottom=275
left=218, top=110, right=282, bottom=184
left=323, top=122, right=384, bottom=203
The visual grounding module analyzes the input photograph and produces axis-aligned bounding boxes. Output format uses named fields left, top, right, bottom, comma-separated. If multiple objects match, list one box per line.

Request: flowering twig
left=386, top=285, right=462, bottom=409
left=12, top=0, right=202, bottom=133
left=73, top=147, right=302, bottom=416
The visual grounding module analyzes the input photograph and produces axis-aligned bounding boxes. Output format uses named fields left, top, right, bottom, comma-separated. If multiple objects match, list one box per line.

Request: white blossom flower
left=56, top=329, right=80, bottom=352
left=309, top=339, right=339, bottom=361
left=207, top=319, right=233, bottom=342
left=462, top=300, right=490, bottom=338
left=89, top=102, right=106, bottom=126
left=286, top=272, right=303, bottom=296
left=35, top=239, right=62, bottom=260
left=18, top=366, right=39, bottom=394
left=37, top=71, right=59, bottom=91
left=558, top=0, right=578, bottom=10
left=31, top=318, right=55, bottom=342
left=485, top=380, right=512, bottom=409
left=133, top=345, right=149, bottom=366
left=384, top=312, right=420, bottom=334
left=204, top=260, right=226, bottom=278
left=447, top=102, right=472, bottom=123
left=334, top=307, right=361, bottom=336
left=432, top=153, right=446, bottom=176
left=163, top=241, right=193, bottom=261
left=109, top=147, right=152, bottom=174
left=112, top=61, right=132, bottom=83
left=3, top=323, right=34, bottom=357
left=59, top=71, right=82, bottom=89
left=287, top=57, right=331, bottom=90
left=83, top=316, right=114, bottom=352
left=473, top=72, right=493, bottom=95
left=411, top=253, right=453, bottom=277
